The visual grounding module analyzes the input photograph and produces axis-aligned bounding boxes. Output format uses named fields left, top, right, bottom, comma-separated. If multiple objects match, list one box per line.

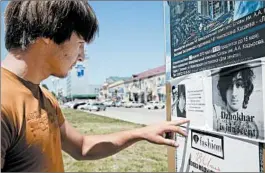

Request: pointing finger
left=169, top=119, right=190, bottom=126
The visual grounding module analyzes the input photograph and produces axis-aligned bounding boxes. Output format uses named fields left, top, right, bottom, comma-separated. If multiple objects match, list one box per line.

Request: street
left=84, top=107, right=167, bottom=125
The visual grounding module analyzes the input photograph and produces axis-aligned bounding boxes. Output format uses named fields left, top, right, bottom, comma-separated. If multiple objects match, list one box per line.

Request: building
left=131, top=65, right=166, bottom=103
left=99, top=83, right=109, bottom=100
left=108, top=80, right=126, bottom=101
left=98, top=76, right=131, bottom=101
left=66, top=58, right=100, bottom=100
left=104, top=65, right=166, bottom=103
left=105, top=76, right=131, bottom=84
left=197, top=1, right=235, bottom=20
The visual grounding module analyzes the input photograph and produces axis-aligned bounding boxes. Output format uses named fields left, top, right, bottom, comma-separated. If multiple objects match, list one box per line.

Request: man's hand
left=61, top=118, right=189, bottom=160
left=139, top=119, right=189, bottom=147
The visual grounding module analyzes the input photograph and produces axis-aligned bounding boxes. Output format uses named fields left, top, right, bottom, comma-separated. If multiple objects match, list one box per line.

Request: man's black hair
left=217, top=64, right=255, bottom=109
left=177, top=84, right=185, bottom=100
left=4, top=1, right=99, bottom=51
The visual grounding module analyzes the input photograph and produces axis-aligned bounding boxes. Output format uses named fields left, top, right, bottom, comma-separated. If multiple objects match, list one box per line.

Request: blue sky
left=1, top=1, right=165, bottom=90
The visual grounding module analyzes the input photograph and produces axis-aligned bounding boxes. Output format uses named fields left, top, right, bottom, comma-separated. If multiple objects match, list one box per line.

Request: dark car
left=73, top=102, right=86, bottom=109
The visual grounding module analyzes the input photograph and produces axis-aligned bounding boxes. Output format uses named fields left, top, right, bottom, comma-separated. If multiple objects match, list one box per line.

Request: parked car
left=78, top=102, right=91, bottom=110
left=144, top=101, right=165, bottom=110
left=111, top=101, right=117, bottom=107
left=73, top=102, right=86, bottom=109
left=79, top=102, right=106, bottom=111
left=124, top=102, right=133, bottom=108
left=116, top=101, right=126, bottom=107
left=91, top=102, right=106, bottom=111
left=131, top=101, right=144, bottom=108
left=61, top=102, right=72, bottom=108
left=63, top=102, right=76, bottom=108
left=104, top=101, right=114, bottom=107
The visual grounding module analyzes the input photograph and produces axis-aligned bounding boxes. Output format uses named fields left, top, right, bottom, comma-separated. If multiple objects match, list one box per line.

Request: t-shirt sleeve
left=1, top=111, right=14, bottom=169
left=56, top=106, right=65, bottom=127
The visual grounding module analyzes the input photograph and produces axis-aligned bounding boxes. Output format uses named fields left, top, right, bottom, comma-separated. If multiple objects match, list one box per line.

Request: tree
left=41, top=84, right=49, bottom=90
left=51, top=91, right=57, bottom=99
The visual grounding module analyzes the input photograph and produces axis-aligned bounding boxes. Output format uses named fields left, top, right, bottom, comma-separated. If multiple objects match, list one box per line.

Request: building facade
left=66, top=59, right=100, bottom=99
left=197, top=1, right=235, bottom=20
left=103, top=65, right=166, bottom=103
left=99, top=83, right=109, bottom=100
left=107, top=80, right=126, bottom=101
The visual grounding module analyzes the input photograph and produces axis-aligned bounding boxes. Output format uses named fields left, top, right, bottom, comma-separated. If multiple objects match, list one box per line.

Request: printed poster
left=171, top=59, right=265, bottom=141
left=164, top=1, right=265, bottom=172
left=212, top=61, right=264, bottom=140
left=169, top=2, right=265, bottom=78
left=167, top=1, right=265, bottom=142
left=176, top=128, right=263, bottom=172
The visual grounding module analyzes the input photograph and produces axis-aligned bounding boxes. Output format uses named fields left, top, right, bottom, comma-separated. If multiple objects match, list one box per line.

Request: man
left=172, top=85, right=177, bottom=102
left=171, top=85, right=186, bottom=118
left=1, top=1, right=189, bottom=172
left=176, top=85, right=186, bottom=118
left=213, top=64, right=259, bottom=139
left=171, top=85, right=178, bottom=116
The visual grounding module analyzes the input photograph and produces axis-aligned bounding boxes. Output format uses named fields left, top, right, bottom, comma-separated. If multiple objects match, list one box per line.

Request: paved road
left=85, top=107, right=167, bottom=125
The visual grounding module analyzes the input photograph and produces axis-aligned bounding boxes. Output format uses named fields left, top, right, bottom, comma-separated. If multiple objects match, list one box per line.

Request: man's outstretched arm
left=60, top=119, right=189, bottom=161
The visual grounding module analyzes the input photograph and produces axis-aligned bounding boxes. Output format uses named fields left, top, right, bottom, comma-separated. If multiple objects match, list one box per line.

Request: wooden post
left=263, top=144, right=265, bottom=172
left=166, top=83, right=176, bottom=172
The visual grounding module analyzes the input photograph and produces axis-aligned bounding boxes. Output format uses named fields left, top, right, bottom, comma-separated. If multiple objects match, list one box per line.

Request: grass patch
left=62, top=108, right=168, bottom=172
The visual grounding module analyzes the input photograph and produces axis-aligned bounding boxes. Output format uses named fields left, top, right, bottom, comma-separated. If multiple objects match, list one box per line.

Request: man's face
left=47, top=32, right=85, bottom=78
left=178, top=93, right=185, bottom=112
left=172, top=88, right=177, bottom=100
left=226, top=73, right=245, bottom=112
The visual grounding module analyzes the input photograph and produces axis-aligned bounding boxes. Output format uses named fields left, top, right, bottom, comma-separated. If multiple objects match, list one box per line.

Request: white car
left=131, top=101, right=144, bottom=108
left=79, top=102, right=106, bottom=111
left=116, top=101, right=125, bottom=107
left=78, top=103, right=91, bottom=110
left=64, top=102, right=76, bottom=109
left=104, top=101, right=114, bottom=107
left=124, top=102, right=133, bottom=108
left=144, top=101, right=165, bottom=110
left=73, top=102, right=86, bottom=109
left=65, top=102, right=77, bottom=109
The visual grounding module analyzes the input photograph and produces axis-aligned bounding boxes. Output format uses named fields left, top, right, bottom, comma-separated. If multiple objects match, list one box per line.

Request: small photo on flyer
left=172, top=84, right=186, bottom=118
left=212, top=60, right=264, bottom=140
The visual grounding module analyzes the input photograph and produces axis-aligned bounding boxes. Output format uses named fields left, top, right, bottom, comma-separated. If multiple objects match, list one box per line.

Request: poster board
left=164, top=1, right=265, bottom=172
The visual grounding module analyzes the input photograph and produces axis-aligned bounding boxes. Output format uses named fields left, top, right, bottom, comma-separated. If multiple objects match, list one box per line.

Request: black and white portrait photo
left=172, top=84, right=186, bottom=118
left=212, top=61, right=264, bottom=140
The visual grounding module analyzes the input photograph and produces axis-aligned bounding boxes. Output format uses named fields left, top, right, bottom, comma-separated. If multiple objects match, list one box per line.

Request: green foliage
left=51, top=91, right=57, bottom=99
left=41, top=84, right=49, bottom=90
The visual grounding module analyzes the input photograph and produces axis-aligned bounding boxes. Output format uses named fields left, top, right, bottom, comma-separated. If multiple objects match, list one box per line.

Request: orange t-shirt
left=1, top=67, right=65, bottom=172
